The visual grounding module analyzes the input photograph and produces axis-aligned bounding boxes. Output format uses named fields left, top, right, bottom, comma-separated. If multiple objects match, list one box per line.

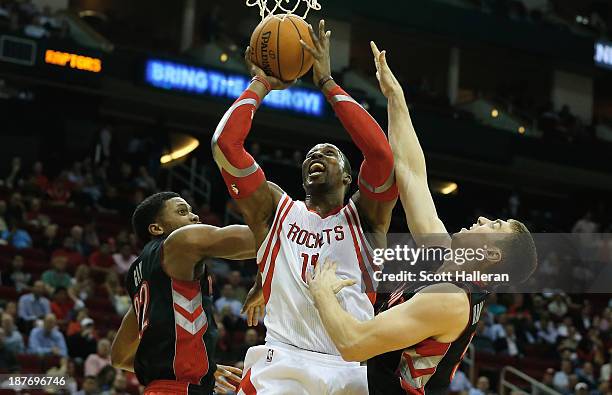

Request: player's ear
left=148, top=223, right=164, bottom=237
left=343, top=172, right=352, bottom=186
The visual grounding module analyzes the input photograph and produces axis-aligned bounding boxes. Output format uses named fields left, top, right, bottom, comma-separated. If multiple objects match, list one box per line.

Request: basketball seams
left=287, top=16, right=305, bottom=81
left=276, top=18, right=283, bottom=81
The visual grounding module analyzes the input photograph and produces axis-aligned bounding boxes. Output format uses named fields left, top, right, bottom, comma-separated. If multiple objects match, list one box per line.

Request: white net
left=245, top=0, right=321, bottom=20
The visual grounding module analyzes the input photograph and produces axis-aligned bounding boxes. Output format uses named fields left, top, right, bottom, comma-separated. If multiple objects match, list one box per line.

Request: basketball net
left=246, top=0, right=321, bottom=20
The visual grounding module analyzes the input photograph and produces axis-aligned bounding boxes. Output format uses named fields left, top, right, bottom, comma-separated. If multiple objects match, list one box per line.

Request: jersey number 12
left=133, top=281, right=150, bottom=338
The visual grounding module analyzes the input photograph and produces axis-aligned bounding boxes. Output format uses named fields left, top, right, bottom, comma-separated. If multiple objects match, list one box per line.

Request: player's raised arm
left=371, top=42, right=450, bottom=247
left=301, top=21, right=398, bottom=236
left=308, top=262, right=469, bottom=362
left=211, top=49, right=291, bottom=244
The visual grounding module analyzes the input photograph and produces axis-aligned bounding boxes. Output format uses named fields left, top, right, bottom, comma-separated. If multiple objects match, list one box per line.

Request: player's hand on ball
left=370, top=41, right=402, bottom=98
left=244, top=47, right=295, bottom=90
left=308, top=259, right=357, bottom=296
left=300, top=19, right=332, bottom=87
left=214, top=364, right=242, bottom=394
left=241, top=276, right=265, bottom=327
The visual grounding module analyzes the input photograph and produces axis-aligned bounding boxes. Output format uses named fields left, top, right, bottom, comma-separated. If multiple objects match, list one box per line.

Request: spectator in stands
left=536, top=314, right=559, bottom=345
left=473, top=320, right=495, bottom=354
left=4, top=255, right=31, bottom=292
left=70, top=225, right=87, bottom=256
left=4, top=157, right=23, bottom=190
left=83, top=223, right=101, bottom=254
left=1, top=314, right=23, bottom=354
left=227, top=270, right=247, bottom=302
left=549, top=294, right=569, bottom=318
left=76, top=375, right=99, bottom=395
left=449, top=367, right=472, bottom=393
left=89, top=242, right=114, bottom=274
left=543, top=368, right=555, bottom=388
left=0, top=219, right=32, bottom=249
left=41, top=223, right=60, bottom=253
left=81, top=173, right=102, bottom=204
left=66, top=308, right=89, bottom=336
left=0, top=200, right=7, bottom=233
left=494, top=323, right=524, bottom=357
left=554, top=359, right=574, bottom=392
left=70, top=265, right=94, bottom=302
left=52, top=236, right=85, bottom=268
left=42, top=256, right=72, bottom=293
left=28, top=313, right=67, bottom=357
left=134, top=165, right=157, bottom=193
left=469, top=376, right=491, bottom=395
left=97, top=364, right=116, bottom=392
left=234, top=329, right=260, bottom=362
left=5, top=192, right=25, bottom=225
left=50, top=287, right=81, bottom=323
left=574, top=382, right=589, bottom=395
left=486, top=312, right=508, bottom=341
left=17, top=280, right=51, bottom=327
left=25, top=198, right=49, bottom=228
left=601, top=353, right=611, bottom=384
left=0, top=328, right=18, bottom=372
left=215, top=284, right=242, bottom=318
left=104, top=270, right=129, bottom=315
left=84, top=338, right=111, bottom=377
left=109, top=373, right=129, bottom=395
left=573, top=211, right=598, bottom=234
left=111, top=243, right=136, bottom=274
left=97, top=186, right=123, bottom=214
left=67, top=317, right=97, bottom=362
left=576, top=362, right=598, bottom=389
left=3, top=302, right=17, bottom=321
left=47, top=171, right=72, bottom=206
left=28, top=161, right=49, bottom=192
left=45, top=357, right=78, bottom=394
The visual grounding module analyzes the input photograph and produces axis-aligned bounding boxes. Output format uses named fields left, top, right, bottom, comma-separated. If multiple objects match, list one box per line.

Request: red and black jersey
left=368, top=281, right=488, bottom=395
left=125, top=238, right=218, bottom=393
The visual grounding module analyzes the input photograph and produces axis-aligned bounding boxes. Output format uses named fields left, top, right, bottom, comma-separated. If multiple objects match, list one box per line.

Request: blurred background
left=0, top=0, right=611, bottom=394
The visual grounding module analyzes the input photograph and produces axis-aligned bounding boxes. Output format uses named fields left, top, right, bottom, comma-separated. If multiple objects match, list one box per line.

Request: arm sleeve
left=326, top=85, right=398, bottom=201
left=212, top=90, right=266, bottom=199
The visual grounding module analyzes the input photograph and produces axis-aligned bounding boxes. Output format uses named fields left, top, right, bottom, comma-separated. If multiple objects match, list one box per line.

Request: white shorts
left=237, top=341, right=369, bottom=395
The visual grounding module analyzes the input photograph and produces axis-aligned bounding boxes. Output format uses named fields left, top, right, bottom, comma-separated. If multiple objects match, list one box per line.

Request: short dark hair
left=490, top=220, right=537, bottom=285
left=131, top=192, right=179, bottom=241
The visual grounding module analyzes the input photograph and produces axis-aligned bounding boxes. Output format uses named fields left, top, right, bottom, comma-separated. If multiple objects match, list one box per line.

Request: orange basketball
left=249, top=14, right=315, bottom=82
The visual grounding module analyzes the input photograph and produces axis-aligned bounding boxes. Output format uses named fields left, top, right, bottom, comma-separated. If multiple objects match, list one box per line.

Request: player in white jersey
left=212, top=20, right=398, bottom=394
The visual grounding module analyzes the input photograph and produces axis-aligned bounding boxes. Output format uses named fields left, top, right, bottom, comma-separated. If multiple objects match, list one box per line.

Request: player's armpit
left=340, top=285, right=469, bottom=362
left=163, top=224, right=257, bottom=281
left=111, top=305, right=139, bottom=372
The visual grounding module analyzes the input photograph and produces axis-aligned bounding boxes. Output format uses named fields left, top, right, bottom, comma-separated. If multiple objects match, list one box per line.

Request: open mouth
left=308, top=161, right=326, bottom=177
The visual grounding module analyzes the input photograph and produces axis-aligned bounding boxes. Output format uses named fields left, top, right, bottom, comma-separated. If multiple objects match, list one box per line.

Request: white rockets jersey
left=257, top=193, right=379, bottom=355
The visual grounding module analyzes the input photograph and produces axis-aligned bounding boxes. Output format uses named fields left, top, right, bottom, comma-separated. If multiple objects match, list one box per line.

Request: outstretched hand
left=214, top=364, right=242, bottom=394
left=300, top=19, right=332, bottom=87
left=307, top=259, right=357, bottom=297
left=370, top=41, right=402, bottom=98
left=245, top=47, right=295, bottom=90
left=241, top=279, right=265, bottom=327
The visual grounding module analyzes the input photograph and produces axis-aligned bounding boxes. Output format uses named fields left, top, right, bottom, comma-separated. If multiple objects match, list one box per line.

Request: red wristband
left=251, top=76, right=272, bottom=93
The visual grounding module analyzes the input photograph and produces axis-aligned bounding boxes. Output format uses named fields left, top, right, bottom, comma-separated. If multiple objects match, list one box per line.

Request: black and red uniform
left=126, top=238, right=218, bottom=394
left=368, top=281, right=488, bottom=395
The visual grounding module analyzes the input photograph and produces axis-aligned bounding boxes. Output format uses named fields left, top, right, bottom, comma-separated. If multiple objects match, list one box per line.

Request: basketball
left=249, top=14, right=315, bottom=82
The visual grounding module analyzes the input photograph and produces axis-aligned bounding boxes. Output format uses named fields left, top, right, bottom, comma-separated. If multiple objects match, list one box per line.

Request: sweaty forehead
left=308, top=143, right=341, bottom=156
